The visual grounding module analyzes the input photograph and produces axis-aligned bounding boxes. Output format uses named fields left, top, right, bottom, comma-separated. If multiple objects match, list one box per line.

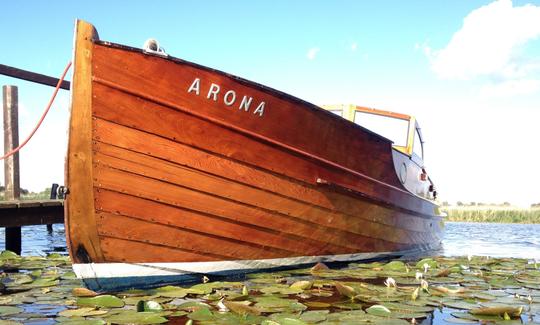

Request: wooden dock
left=0, top=200, right=64, bottom=227
left=1, top=65, right=70, bottom=254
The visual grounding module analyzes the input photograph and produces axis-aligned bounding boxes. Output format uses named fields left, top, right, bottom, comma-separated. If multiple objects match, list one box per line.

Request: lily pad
left=77, top=295, right=125, bottom=308
left=0, top=306, right=23, bottom=316
left=105, top=311, right=168, bottom=324
left=366, top=304, right=392, bottom=316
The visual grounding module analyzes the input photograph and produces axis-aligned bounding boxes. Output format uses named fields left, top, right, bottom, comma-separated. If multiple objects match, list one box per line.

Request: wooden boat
left=65, top=20, right=444, bottom=292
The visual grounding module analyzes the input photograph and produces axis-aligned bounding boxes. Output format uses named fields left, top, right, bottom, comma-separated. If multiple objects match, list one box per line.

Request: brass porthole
left=399, top=162, right=407, bottom=184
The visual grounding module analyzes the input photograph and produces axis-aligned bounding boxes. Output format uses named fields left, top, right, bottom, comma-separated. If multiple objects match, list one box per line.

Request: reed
left=443, top=206, right=540, bottom=224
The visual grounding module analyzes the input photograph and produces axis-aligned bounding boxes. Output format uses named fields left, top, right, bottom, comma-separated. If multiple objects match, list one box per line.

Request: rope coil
left=1, top=61, right=72, bottom=161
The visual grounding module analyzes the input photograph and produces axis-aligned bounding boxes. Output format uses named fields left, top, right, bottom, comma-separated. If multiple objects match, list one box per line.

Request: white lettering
left=187, top=78, right=200, bottom=95
left=239, top=96, right=253, bottom=111
left=207, top=83, right=220, bottom=101
left=253, top=102, right=265, bottom=117
left=224, top=90, right=236, bottom=106
left=187, top=78, right=267, bottom=118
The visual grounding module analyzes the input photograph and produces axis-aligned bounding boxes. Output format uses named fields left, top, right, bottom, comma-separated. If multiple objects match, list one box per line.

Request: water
left=1, top=222, right=540, bottom=259
left=0, top=224, right=67, bottom=256
left=442, top=222, right=540, bottom=260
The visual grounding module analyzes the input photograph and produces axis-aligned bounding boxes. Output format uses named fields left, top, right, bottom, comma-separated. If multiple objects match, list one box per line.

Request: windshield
left=353, top=111, right=409, bottom=147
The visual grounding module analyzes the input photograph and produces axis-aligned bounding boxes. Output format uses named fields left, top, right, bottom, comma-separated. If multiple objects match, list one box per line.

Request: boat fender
left=143, top=38, right=168, bottom=57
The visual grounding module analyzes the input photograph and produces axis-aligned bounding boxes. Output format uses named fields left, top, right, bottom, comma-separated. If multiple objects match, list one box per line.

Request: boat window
left=329, top=110, right=342, bottom=117
left=413, top=128, right=423, bottom=159
left=354, top=111, right=409, bottom=147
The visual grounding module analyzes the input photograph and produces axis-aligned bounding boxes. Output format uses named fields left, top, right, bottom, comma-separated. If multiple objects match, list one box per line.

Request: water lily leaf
left=0, top=250, right=20, bottom=260
left=366, top=304, right=392, bottom=316
left=335, top=282, right=356, bottom=298
left=382, top=261, right=408, bottom=272
left=304, top=301, right=331, bottom=308
left=156, top=289, right=188, bottom=298
left=290, top=280, right=312, bottom=290
left=0, top=306, right=23, bottom=316
left=383, top=302, right=434, bottom=313
left=58, top=307, right=108, bottom=317
left=451, top=311, right=503, bottom=321
left=56, top=320, right=105, bottom=325
left=105, top=311, right=168, bottom=324
left=0, top=320, right=22, bottom=325
left=77, top=295, right=125, bottom=308
left=270, top=317, right=307, bottom=325
left=26, top=277, right=60, bottom=288
left=416, top=258, right=438, bottom=270
left=471, top=292, right=497, bottom=300
left=174, top=300, right=211, bottom=310
left=299, top=310, right=329, bottom=322
left=72, top=287, right=98, bottom=297
left=189, top=281, right=243, bottom=294
left=332, top=301, right=363, bottom=310
left=373, top=319, right=410, bottom=325
left=223, top=300, right=261, bottom=315
left=254, top=296, right=306, bottom=313
left=187, top=307, right=215, bottom=321
left=470, top=306, right=523, bottom=317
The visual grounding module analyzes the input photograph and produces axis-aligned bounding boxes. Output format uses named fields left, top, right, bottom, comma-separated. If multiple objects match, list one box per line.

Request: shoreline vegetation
left=442, top=203, right=540, bottom=224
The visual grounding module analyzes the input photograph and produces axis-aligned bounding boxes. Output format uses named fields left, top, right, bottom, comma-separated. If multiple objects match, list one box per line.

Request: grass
left=442, top=205, right=540, bottom=224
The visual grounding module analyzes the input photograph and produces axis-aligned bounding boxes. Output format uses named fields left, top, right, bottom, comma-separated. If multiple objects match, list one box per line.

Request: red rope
left=1, top=61, right=72, bottom=160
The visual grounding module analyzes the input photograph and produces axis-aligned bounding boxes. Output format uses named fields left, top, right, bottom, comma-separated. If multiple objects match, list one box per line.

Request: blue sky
left=1, top=0, right=540, bottom=206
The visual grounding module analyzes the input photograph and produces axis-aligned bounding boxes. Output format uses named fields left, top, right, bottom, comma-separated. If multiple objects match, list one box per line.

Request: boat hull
left=74, top=248, right=437, bottom=292
left=66, top=21, right=443, bottom=292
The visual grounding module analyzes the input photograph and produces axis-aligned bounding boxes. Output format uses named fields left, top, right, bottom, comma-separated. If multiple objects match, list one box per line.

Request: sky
left=0, top=0, right=539, bottom=206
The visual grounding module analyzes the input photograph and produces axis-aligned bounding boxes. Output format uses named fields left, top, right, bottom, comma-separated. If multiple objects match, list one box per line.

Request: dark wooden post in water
left=47, top=183, right=59, bottom=232
left=3, top=85, right=22, bottom=254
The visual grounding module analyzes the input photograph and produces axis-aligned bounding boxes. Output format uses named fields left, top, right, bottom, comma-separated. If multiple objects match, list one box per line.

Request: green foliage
left=0, top=187, right=52, bottom=201
left=443, top=207, right=540, bottom=224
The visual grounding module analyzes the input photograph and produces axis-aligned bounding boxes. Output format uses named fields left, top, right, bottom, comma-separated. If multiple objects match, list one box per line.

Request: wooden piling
left=3, top=85, right=22, bottom=254
left=47, top=183, right=59, bottom=232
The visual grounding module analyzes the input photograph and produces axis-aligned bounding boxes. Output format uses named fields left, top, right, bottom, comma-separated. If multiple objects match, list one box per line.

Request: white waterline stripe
left=73, top=249, right=424, bottom=279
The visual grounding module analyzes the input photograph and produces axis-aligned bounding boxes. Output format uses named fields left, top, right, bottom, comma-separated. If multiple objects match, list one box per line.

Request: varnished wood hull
left=66, top=21, right=443, bottom=291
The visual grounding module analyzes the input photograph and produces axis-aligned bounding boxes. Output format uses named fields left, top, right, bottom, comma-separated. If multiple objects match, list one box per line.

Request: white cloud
left=351, top=42, right=358, bottom=51
left=427, top=0, right=540, bottom=80
left=306, top=47, right=320, bottom=60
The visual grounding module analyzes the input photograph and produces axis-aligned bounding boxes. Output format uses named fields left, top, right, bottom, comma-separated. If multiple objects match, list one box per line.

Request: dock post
left=3, top=85, right=21, bottom=255
left=47, top=183, right=59, bottom=232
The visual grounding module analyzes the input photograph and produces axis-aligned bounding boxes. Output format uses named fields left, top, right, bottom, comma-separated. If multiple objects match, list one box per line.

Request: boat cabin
left=322, top=104, right=436, bottom=200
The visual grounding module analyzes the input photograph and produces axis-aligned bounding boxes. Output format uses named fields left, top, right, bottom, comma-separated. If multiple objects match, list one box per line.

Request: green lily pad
left=0, top=250, right=20, bottom=260
left=58, top=307, right=108, bottom=317
left=0, top=306, right=23, bottom=316
left=77, top=295, right=125, bottom=308
left=366, top=304, right=392, bottom=316
left=299, top=310, right=329, bottom=322
left=416, top=258, right=438, bottom=270
left=105, top=311, right=168, bottom=324
left=382, top=261, right=408, bottom=272
left=187, top=307, right=215, bottom=321
left=290, top=280, right=312, bottom=290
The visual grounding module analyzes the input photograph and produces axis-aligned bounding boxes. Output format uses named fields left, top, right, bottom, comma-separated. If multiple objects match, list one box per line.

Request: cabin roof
left=321, top=104, right=420, bottom=157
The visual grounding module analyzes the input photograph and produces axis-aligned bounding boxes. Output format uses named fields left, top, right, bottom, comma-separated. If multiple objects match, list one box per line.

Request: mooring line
left=1, top=61, right=72, bottom=161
